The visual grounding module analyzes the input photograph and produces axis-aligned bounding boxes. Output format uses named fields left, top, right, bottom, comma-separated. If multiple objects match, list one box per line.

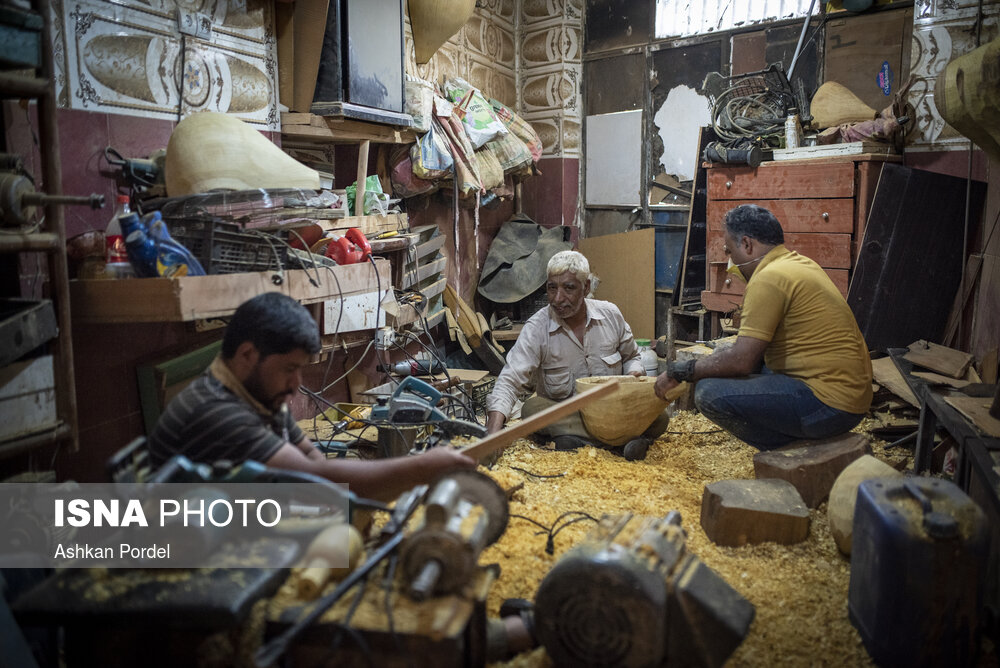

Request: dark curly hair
left=724, top=204, right=785, bottom=246
left=222, top=292, right=321, bottom=359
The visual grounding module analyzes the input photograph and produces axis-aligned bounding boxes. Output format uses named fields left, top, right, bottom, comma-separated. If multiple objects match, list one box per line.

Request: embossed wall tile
left=464, top=13, right=516, bottom=65
left=522, top=24, right=580, bottom=66
left=523, top=0, right=583, bottom=22
left=52, top=0, right=278, bottom=128
left=561, top=117, right=581, bottom=155
left=468, top=59, right=516, bottom=106
left=522, top=70, right=579, bottom=112
left=524, top=113, right=562, bottom=155
left=906, top=7, right=999, bottom=150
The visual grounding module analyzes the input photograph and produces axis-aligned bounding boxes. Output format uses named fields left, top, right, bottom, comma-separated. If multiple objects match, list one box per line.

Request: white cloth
left=486, top=299, right=643, bottom=418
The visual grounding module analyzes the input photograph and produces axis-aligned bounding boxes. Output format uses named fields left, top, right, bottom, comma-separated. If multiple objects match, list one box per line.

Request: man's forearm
left=486, top=410, right=507, bottom=434
left=669, top=343, right=760, bottom=381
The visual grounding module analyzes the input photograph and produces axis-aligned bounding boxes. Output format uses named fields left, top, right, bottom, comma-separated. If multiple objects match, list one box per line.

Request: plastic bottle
left=785, top=109, right=802, bottom=149
left=105, top=195, right=134, bottom=278
left=636, top=338, right=659, bottom=377
left=124, top=211, right=205, bottom=278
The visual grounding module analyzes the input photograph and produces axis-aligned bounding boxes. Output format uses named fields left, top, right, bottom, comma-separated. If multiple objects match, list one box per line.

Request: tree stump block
left=752, top=433, right=871, bottom=508
left=828, top=454, right=902, bottom=555
left=700, top=479, right=810, bottom=547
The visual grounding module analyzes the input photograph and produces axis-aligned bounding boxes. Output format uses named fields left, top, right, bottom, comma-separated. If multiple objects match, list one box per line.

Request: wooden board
left=943, top=396, right=1000, bottom=438
left=458, top=380, right=620, bottom=461
left=904, top=340, right=974, bottom=379
left=871, top=356, right=919, bottom=408
left=911, top=371, right=971, bottom=389
left=847, top=163, right=986, bottom=351
left=580, top=227, right=656, bottom=340
left=70, top=261, right=391, bottom=323
left=773, top=142, right=898, bottom=161
left=824, top=8, right=913, bottom=112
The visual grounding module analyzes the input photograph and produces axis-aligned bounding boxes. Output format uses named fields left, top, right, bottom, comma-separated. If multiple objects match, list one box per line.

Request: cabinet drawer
left=707, top=163, right=855, bottom=200
left=707, top=229, right=852, bottom=269
left=707, top=198, right=854, bottom=234
left=707, top=261, right=848, bottom=297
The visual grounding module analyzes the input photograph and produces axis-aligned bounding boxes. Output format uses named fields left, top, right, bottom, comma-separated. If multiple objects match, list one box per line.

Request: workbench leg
left=914, top=399, right=938, bottom=474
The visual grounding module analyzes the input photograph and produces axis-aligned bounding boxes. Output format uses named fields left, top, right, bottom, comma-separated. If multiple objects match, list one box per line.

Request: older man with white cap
left=485, top=250, right=669, bottom=460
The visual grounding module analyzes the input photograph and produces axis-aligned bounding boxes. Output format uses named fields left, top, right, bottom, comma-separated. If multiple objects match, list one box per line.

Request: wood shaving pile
left=480, top=410, right=906, bottom=667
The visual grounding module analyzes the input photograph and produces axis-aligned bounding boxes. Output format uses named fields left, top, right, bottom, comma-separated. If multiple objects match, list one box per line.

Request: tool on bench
left=371, top=376, right=487, bottom=441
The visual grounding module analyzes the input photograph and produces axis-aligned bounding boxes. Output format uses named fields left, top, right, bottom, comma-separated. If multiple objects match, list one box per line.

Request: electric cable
left=510, top=510, right=598, bottom=555
left=508, top=466, right=566, bottom=480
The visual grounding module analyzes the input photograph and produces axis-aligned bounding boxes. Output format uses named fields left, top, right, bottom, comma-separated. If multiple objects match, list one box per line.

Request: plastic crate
left=470, top=375, right=496, bottom=415
left=164, top=218, right=289, bottom=274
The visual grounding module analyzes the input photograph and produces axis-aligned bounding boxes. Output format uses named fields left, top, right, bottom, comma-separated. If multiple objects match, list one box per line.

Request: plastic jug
left=636, top=338, right=659, bottom=377
left=125, top=211, right=205, bottom=278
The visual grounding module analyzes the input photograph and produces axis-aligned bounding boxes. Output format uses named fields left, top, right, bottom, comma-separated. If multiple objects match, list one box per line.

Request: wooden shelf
left=70, top=261, right=391, bottom=324
left=0, top=422, right=71, bottom=459
left=280, top=113, right=417, bottom=146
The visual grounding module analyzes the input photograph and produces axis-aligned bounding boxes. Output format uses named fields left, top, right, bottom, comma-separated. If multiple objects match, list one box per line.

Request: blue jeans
left=693, top=371, right=864, bottom=450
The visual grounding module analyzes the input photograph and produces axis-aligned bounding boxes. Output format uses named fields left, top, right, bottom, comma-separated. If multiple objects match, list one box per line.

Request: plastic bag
left=390, top=144, right=437, bottom=198
left=490, top=99, right=543, bottom=164
left=475, top=146, right=504, bottom=191
left=411, top=116, right=454, bottom=181
left=404, top=74, right=436, bottom=134
left=442, top=77, right=508, bottom=149
left=346, top=175, right=388, bottom=216
left=485, top=131, right=533, bottom=173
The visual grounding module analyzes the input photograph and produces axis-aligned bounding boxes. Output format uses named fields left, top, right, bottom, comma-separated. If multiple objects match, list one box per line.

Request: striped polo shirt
left=148, top=371, right=304, bottom=468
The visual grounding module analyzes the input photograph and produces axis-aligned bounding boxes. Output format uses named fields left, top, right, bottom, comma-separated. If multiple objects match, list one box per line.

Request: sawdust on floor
left=480, top=410, right=908, bottom=668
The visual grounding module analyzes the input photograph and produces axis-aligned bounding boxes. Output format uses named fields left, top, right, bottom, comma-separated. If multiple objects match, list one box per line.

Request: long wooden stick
left=459, top=380, right=621, bottom=461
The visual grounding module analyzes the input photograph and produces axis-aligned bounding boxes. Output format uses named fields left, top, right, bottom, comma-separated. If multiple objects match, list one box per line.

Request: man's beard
left=244, top=365, right=287, bottom=411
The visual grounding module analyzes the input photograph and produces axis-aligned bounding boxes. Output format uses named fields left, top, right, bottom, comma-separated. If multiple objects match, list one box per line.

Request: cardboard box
left=0, top=355, right=57, bottom=442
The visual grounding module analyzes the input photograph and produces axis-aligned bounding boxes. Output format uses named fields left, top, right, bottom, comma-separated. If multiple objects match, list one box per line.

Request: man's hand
left=417, top=445, right=476, bottom=472
left=654, top=371, right=680, bottom=400
left=628, top=370, right=645, bottom=377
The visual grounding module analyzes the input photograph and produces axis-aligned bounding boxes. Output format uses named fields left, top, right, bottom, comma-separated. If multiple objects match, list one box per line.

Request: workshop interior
left=1, top=0, right=1000, bottom=666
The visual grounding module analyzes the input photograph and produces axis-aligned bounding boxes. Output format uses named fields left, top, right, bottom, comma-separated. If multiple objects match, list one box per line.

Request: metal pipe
left=788, top=0, right=818, bottom=80
left=22, top=192, right=105, bottom=208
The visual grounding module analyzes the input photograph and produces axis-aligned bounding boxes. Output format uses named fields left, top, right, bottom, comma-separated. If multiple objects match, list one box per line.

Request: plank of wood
left=871, top=356, right=920, bottom=408
left=415, top=234, right=446, bottom=259
left=943, top=396, right=1000, bottom=438
left=904, top=340, right=974, bottom=379
left=443, top=285, right=482, bottom=348
left=943, top=254, right=983, bottom=347
left=458, top=380, right=621, bottom=461
left=773, top=141, right=898, bottom=161
left=911, top=371, right=971, bottom=389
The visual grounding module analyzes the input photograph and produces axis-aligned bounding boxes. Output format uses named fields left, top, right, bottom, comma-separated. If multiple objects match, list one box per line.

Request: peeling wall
left=655, top=0, right=818, bottom=39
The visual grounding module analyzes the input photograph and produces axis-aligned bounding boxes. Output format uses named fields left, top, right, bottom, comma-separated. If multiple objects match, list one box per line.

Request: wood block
left=700, top=479, right=810, bottom=547
left=753, top=433, right=871, bottom=508
left=827, top=455, right=901, bottom=555
left=904, top=340, right=974, bottom=379
left=871, top=356, right=919, bottom=408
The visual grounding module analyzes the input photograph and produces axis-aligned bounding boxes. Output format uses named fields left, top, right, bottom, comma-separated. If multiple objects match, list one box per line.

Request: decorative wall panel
left=521, top=0, right=583, bottom=159
left=404, top=0, right=516, bottom=108
left=907, top=0, right=999, bottom=152
left=50, top=0, right=278, bottom=129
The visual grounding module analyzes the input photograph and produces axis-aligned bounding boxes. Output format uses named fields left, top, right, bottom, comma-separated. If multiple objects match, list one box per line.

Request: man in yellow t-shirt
left=654, top=204, right=872, bottom=449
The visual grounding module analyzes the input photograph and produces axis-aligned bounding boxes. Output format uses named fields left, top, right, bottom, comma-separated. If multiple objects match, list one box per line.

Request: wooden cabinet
left=700, top=155, right=898, bottom=323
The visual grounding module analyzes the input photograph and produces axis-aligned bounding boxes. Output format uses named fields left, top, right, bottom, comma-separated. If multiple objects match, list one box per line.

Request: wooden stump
left=753, top=433, right=871, bottom=508
left=701, top=479, right=810, bottom=547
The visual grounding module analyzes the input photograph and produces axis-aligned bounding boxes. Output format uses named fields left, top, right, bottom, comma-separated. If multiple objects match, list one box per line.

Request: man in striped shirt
left=149, top=292, right=473, bottom=501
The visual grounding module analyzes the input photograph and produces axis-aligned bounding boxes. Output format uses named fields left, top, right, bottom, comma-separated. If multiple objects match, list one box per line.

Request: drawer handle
left=725, top=181, right=732, bottom=189
left=822, top=212, right=829, bottom=221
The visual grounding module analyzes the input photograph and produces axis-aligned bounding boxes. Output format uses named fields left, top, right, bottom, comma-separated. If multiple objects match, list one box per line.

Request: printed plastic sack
left=390, top=144, right=437, bottom=198
left=486, top=130, right=533, bottom=173
left=475, top=146, right=504, bottom=191
left=411, top=117, right=454, bottom=181
left=442, top=77, right=508, bottom=149
left=437, top=108, right=483, bottom=195
left=490, top=99, right=543, bottom=164
left=404, top=74, right=436, bottom=134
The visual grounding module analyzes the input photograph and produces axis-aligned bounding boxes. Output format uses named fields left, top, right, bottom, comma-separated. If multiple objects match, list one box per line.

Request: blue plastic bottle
left=146, top=212, right=205, bottom=277
left=123, top=211, right=205, bottom=278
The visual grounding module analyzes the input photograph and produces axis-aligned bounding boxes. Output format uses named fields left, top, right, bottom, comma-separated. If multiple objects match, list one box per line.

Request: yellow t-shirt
left=738, top=245, right=872, bottom=414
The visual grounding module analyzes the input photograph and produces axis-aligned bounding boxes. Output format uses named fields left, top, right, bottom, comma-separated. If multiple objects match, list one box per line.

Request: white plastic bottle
left=105, top=194, right=134, bottom=278
left=636, top=338, right=659, bottom=377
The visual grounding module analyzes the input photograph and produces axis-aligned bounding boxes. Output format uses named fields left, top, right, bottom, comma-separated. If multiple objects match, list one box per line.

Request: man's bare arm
left=654, top=336, right=768, bottom=399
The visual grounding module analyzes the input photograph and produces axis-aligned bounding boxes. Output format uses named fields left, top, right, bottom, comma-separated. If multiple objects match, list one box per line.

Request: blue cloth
left=693, top=369, right=864, bottom=450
